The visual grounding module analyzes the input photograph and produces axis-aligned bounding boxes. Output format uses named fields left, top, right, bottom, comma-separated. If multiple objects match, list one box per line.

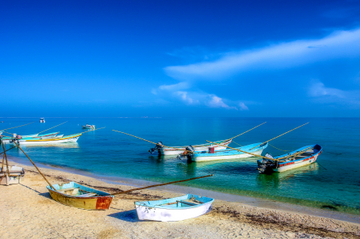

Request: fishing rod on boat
left=207, top=140, right=313, bottom=161
left=0, top=122, right=35, bottom=132
left=37, top=121, right=68, bottom=134
left=81, top=127, right=106, bottom=134
left=226, top=122, right=267, bottom=140
left=12, top=141, right=57, bottom=191
left=112, top=129, right=179, bottom=150
left=249, top=122, right=309, bottom=150
left=110, top=174, right=213, bottom=196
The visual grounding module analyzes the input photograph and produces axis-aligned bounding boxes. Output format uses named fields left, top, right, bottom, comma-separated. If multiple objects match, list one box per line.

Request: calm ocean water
left=2, top=117, right=360, bottom=214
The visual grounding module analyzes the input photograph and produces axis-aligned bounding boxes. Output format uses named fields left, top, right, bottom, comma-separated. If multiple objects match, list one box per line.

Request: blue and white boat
left=180, top=142, right=268, bottom=162
left=135, top=194, right=214, bottom=222
left=257, top=144, right=323, bottom=173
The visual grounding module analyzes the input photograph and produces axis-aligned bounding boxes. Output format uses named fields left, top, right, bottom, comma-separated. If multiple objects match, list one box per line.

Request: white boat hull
left=274, top=154, right=319, bottom=172
left=193, top=148, right=265, bottom=162
left=159, top=139, right=232, bottom=156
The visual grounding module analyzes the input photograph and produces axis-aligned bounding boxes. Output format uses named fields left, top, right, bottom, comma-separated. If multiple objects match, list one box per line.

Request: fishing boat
left=1, top=132, right=60, bottom=144
left=257, top=144, right=323, bottom=174
left=135, top=194, right=214, bottom=222
left=0, top=165, right=25, bottom=185
left=47, top=182, right=114, bottom=210
left=8, top=133, right=81, bottom=145
left=180, top=142, right=268, bottom=162
left=149, top=139, right=233, bottom=156
left=82, top=124, right=95, bottom=129
left=40, top=118, right=45, bottom=123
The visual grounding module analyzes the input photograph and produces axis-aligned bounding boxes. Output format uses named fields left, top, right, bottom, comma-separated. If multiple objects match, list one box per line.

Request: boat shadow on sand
left=108, top=210, right=140, bottom=222
left=20, top=183, right=53, bottom=199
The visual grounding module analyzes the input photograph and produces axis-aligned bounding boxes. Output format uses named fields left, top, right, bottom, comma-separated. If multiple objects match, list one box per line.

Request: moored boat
left=8, top=133, right=81, bottom=145
left=47, top=182, right=114, bottom=210
left=82, top=124, right=95, bottom=129
left=257, top=144, right=323, bottom=174
left=135, top=194, right=214, bottom=222
left=40, top=118, right=45, bottom=123
left=149, top=139, right=232, bottom=156
left=180, top=142, right=268, bottom=162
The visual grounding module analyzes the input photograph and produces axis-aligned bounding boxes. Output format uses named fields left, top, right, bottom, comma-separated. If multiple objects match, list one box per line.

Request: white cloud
left=164, top=28, right=360, bottom=81
left=238, top=102, right=249, bottom=111
left=207, top=95, right=234, bottom=109
left=308, top=81, right=360, bottom=106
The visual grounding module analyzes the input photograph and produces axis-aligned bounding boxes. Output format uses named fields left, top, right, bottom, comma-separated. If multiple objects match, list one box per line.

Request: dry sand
left=1, top=160, right=360, bottom=239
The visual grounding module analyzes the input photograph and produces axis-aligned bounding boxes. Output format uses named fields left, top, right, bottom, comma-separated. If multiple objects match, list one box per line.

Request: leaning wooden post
left=111, top=174, right=214, bottom=196
left=13, top=141, right=57, bottom=191
left=1, top=142, right=11, bottom=185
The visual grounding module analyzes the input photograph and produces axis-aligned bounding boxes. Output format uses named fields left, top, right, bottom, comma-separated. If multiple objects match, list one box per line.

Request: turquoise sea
left=2, top=117, right=360, bottom=215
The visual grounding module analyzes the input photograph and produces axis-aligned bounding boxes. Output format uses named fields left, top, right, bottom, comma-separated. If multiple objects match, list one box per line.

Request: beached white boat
left=0, top=165, right=25, bottom=185
left=8, top=133, right=81, bottom=145
left=180, top=142, right=268, bottom=162
left=257, top=144, right=323, bottom=173
left=149, top=139, right=232, bottom=156
left=135, top=194, right=214, bottom=222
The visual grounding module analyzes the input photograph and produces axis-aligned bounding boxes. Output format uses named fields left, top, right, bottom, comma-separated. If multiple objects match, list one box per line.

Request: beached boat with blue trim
left=47, top=182, right=114, bottom=210
left=257, top=144, right=322, bottom=173
left=135, top=194, right=214, bottom=222
left=179, top=142, right=268, bottom=162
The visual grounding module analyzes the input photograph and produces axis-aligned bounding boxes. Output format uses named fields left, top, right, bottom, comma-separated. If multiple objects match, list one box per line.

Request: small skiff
left=149, top=139, right=232, bottom=156
left=181, top=142, right=268, bottom=162
left=82, top=124, right=95, bottom=129
left=1, top=132, right=59, bottom=143
left=40, top=118, right=45, bottom=123
left=135, top=194, right=214, bottom=222
left=7, top=133, right=81, bottom=145
left=257, top=144, right=323, bottom=173
left=47, top=182, right=114, bottom=210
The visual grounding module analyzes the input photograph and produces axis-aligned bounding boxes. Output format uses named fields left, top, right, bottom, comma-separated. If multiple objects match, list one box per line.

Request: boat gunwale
left=162, top=139, right=232, bottom=150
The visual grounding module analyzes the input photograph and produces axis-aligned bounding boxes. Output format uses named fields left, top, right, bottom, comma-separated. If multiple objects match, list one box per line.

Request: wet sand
left=1, top=160, right=360, bottom=239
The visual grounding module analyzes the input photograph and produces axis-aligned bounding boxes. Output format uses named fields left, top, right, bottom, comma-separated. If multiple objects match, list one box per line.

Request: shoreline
left=1, top=158, right=360, bottom=238
left=7, top=156, right=360, bottom=225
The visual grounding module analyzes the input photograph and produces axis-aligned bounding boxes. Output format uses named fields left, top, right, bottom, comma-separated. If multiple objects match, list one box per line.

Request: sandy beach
left=1, top=159, right=360, bottom=239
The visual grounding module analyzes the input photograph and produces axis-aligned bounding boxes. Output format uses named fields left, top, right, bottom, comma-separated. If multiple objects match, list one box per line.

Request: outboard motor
left=257, top=153, right=276, bottom=174
left=177, top=145, right=194, bottom=161
left=149, top=141, right=164, bottom=155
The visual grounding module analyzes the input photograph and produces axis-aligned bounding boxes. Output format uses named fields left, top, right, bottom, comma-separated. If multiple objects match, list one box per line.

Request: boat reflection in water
left=256, top=163, right=319, bottom=189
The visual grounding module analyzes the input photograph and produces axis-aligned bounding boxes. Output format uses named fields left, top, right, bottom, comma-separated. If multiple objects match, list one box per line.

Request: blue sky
left=1, top=0, right=360, bottom=117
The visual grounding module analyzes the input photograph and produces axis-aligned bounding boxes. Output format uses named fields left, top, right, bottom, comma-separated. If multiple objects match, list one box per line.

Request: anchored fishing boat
left=47, top=182, right=114, bottom=210
left=82, top=124, right=95, bottom=129
left=257, top=144, right=323, bottom=174
left=40, top=118, right=45, bottom=123
left=8, top=133, right=81, bottom=145
left=180, top=142, right=268, bottom=162
left=135, top=194, right=214, bottom=222
left=0, top=132, right=60, bottom=144
left=149, top=139, right=232, bottom=156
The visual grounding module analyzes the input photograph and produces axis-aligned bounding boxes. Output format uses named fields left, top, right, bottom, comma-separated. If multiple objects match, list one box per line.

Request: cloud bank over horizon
left=155, top=27, right=360, bottom=111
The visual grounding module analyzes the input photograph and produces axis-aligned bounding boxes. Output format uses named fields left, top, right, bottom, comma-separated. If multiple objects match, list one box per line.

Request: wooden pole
left=111, top=174, right=213, bottom=196
left=0, top=122, right=34, bottom=132
left=13, top=141, right=57, bottom=190
left=112, top=129, right=179, bottom=150
left=81, top=127, right=106, bottom=134
left=207, top=140, right=313, bottom=161
left=37, top=121, right=68, bottom=134
left=249, top=122, right=309, bottom=150
left=0, top=146, right=16, bottom=156
left=1, top=141, right=5, bottom=173
left=227, top=122, right=267, bottom=140
left=1, top=142, right=11, bottom=179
